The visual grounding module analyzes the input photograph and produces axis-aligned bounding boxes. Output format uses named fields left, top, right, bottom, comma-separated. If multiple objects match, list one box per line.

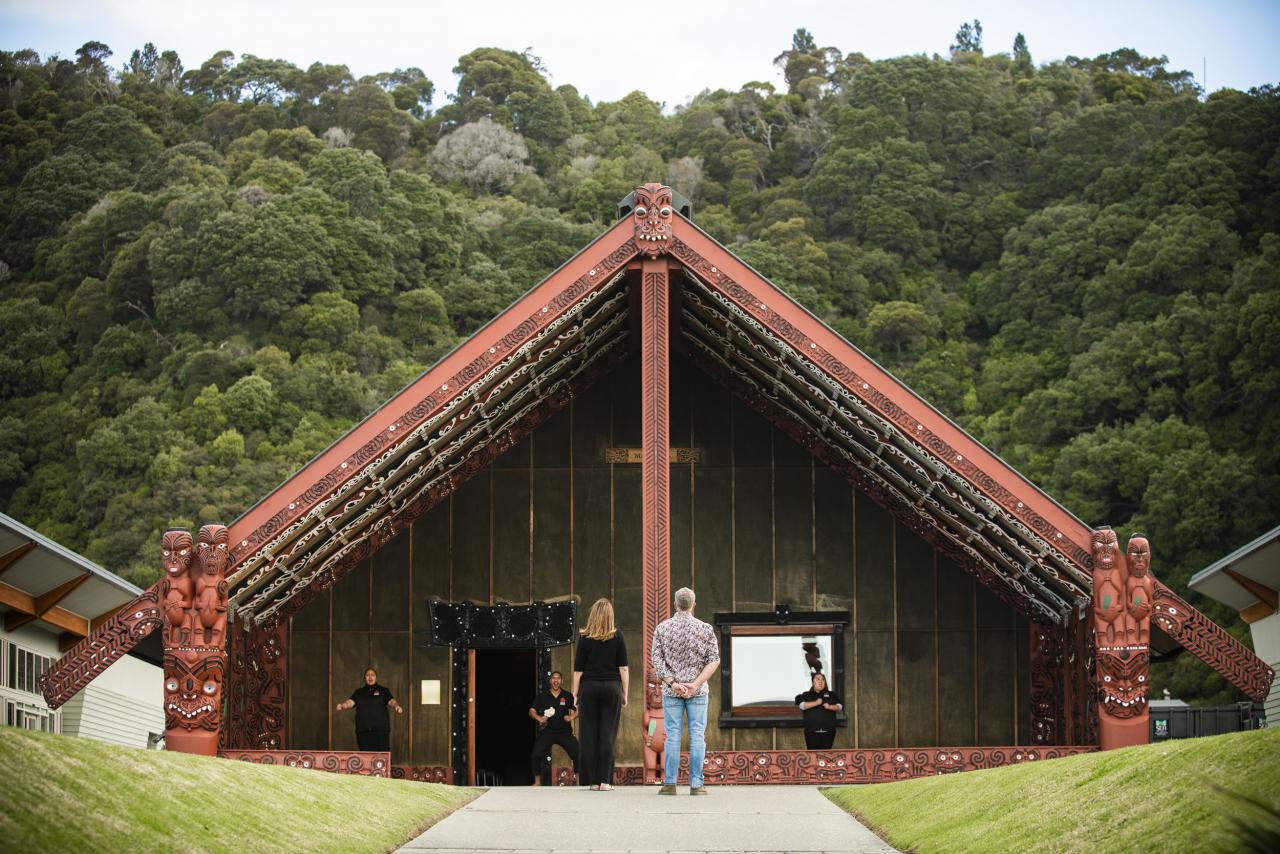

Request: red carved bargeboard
left=219, top=750, right=390, bottom=777
left=391, top=765, right=453, bottom=784
left=40, top=582, right=163, bottom=709
left=1153, top=581, right=1275, bottom=702
left=222, top=620, right=287, bottom=750
left=548, top=747, right=1095, bottom=785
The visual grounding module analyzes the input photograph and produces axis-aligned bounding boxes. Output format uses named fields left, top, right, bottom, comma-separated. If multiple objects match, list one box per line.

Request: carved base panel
left=219, top=750, right=390, bottom=777
left=544, top=747, right=1094, bottom=785
left=391, top=765, right=453, bottom=784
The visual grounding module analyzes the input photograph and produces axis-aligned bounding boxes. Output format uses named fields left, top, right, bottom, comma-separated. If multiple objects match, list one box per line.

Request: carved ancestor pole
left=635, top=183, right=674, bottom=783
left=1090, top=528, right=1152, bottom=750
left=162, top=524, right=229, bottom=755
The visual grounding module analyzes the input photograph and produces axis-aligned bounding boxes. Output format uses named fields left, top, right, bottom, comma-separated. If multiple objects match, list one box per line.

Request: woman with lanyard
left=794, top=671, right=842, bottom=749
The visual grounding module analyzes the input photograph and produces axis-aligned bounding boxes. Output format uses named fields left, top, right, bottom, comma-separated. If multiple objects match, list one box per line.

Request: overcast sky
left=3, top=0, right=1278, bottom=108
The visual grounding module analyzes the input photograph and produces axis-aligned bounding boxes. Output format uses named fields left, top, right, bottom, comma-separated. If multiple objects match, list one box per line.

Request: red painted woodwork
left=1029, top=623, right=1061, bottom=744
left=220, top=750, right=389, bottom=777
left=223, top=619, right=287, bottom=750
left=40, top=582, right=162, bottom=709
left=391, top=765, right=452, bottom=783
left=164, top=524, right=229, bottom=756
left=669, top=222, right=1094, bottom=575
left=549, top=746, right=1095, bottom=786
left=226, top=218, right=639, bottom=571
left=640, top=253, right=672, bottom=677
left=1153, top=581, right=1275, bottom=702
left=1091, top=529, right=1150, bottom=750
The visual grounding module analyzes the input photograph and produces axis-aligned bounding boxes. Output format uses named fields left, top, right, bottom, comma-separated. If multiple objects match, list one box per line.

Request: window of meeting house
left=715, top=609, right=848, bottom=727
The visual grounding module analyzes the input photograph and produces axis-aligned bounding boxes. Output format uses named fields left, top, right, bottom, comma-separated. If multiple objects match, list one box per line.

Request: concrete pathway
left=398, top=785, right=899, bottom=854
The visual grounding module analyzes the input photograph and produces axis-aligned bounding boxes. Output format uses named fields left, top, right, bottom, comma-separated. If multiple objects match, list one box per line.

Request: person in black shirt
left=529, top=670, right=579, bottom=786
left=572, top=598, right=628, bottom=790
left=336, top=667, right=402, bottom=751
left=795, top=671, right=842, bottom=750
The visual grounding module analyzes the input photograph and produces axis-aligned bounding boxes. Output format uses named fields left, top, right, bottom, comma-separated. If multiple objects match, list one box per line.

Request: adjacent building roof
left=1189, top=526, right=1280, bottom=612
left=0, top=512, right=161, bottom=664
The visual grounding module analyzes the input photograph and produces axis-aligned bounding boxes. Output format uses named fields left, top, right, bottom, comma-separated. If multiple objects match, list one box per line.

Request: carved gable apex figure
left=631, top=183, right=674, bottom=258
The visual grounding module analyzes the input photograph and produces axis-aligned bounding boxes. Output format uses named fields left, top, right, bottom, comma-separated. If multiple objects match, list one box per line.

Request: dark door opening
left=474, top=648, right=537, bottom=786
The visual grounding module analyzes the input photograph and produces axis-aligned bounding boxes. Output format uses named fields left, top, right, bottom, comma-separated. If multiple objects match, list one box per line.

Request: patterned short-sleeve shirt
left=651, top=610, right=720, bottom=697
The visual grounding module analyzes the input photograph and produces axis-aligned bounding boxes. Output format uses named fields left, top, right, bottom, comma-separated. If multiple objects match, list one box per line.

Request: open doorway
left=474, top=648, right=537, bottom=786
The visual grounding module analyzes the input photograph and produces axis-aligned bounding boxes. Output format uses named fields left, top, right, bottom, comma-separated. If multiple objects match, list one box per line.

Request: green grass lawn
left=825, top=728, right=1280, bottom=854
left=0, top=727, right=477, bottom=853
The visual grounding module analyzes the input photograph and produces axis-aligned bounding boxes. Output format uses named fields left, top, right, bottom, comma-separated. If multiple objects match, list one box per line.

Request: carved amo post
left=1091, top=528, right=1152, bottom=750
left=162, top=524, right=229, bottom=755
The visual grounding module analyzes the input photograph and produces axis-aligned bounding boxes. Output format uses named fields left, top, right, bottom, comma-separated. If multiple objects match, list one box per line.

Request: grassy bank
left=825, top=728, right=1280, bottom=854
left=0, top=727, right=476, bottom=853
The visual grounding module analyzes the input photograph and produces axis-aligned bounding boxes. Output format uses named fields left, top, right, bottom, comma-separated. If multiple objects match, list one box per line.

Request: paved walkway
left=398, top=785, right=899, bottom=854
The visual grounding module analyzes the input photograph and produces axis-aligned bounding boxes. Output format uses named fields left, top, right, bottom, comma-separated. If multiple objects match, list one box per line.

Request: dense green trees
left=0, top=32, right=1276, bottom=704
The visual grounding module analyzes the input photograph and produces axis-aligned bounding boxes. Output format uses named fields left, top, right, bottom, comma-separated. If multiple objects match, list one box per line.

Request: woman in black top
left=572, top=598, right=628, bottom=790
left=795, top=671, right=841, bottom=750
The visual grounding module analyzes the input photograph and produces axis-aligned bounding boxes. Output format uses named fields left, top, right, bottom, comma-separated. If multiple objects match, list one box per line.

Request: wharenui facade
left=41, top=186, right=1274, bottom=785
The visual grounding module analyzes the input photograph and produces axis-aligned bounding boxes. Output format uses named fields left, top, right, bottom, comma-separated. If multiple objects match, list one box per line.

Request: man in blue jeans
left=650, top=587, right=720, bottom=795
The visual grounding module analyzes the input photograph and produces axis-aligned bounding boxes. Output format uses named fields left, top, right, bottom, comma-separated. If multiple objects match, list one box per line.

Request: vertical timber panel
left=492, top=464, right=532, bottom=605
left=690, top=363, right=732, bottom=751
left=452, top=473, right=491, bottom=604
left=976, top=583, right=1016, bottom=744
left=371, top=531, right=409, bottom=632
left=731, top=398, right=772, bottom=751
left=814, top=467, right=854, bottom=748
left=372, top=631, right=409, bottom=764
left=532, top=408, right=571, bottom=603
left=937, top=555, right=975, bottom=745
left=669, top=354, right=693, bottom=597
left=856, top=497, right=895, bottom=747
left=896, top=526, right=936, bottom=747
left=289, top=625, right=329, bottom=749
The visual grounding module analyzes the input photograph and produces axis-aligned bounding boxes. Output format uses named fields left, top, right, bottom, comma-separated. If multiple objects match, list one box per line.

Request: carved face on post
left=645, top=667, right=662, bottom=710
left=1126, top=536, right=1151, bottom=577
left=164, top=653, right=224, bottom=731
left=633, top=184, right=674, bottom=258
left=162, top=530, right=193, bottom=578
left=1091, top=528, right=1119, bottom=571
left=197, top=524, right=230, bottom=576
left=1097, top=650, right=1148, bottom=719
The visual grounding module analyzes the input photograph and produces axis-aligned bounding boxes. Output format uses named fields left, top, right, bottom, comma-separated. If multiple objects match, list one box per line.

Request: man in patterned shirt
left=650, top=587, right=720, bottom=795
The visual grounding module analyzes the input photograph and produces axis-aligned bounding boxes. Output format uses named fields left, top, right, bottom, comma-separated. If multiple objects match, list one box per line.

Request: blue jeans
left=663, top=693, right=708, bottom=787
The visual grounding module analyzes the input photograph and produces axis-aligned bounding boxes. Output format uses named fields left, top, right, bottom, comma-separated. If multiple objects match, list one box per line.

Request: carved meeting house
left=41, top=185, right=1273, bottom=785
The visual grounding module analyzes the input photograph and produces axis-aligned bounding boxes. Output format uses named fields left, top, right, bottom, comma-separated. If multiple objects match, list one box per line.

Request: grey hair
left=674, top=587, right=696, bottom=610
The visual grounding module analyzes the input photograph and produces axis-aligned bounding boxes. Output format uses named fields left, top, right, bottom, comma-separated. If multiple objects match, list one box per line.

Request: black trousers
left=357, top=729, right=390, bottom=751
left=804, top=728, right=835, bottom=750
left=578, top=680, right=622, bottom=786
left=531, top=729, right=579, bottom=784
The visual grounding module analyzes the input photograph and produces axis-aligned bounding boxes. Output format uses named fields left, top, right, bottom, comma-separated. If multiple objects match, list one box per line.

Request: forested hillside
left=1, top=29, right=1276, bottom=703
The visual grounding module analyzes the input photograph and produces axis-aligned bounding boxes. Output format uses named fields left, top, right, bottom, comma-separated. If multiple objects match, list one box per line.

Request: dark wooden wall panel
left=855, top=499, right=895, bottom=747
left=412, top=643, right=452, bottom=766
left=492, top=468, right=531, bottom=604
left=976, top=584, right=1016, bottom=745
left=412, top=511, right=451, bottom=628
left=937, top=555, right=976, bottom=744
left=532, top=469, right=571, bottom=602
left=372, top=531, right=409, bottom=631
left=452, top=475, right=491, bottom=604
left=372, top=631, right=410, bottom=763
left=289, top=629, right=328, bottom=749
left=774, top=462, right=813, bottom=610
left=612, top=465, right=644, bottom=765
left=814, top=467, right=855, bottom=745
left=331, top=632, right=369, bottom=751
left=1016, top=614, right=1030, bottom=744
left=292, top=588, right=329, bottom=632
left=332, top=561, right=370, bottom=632
left=532, top=407, right=571, bottom=468
left=896, top=529, right=936, bottom=747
